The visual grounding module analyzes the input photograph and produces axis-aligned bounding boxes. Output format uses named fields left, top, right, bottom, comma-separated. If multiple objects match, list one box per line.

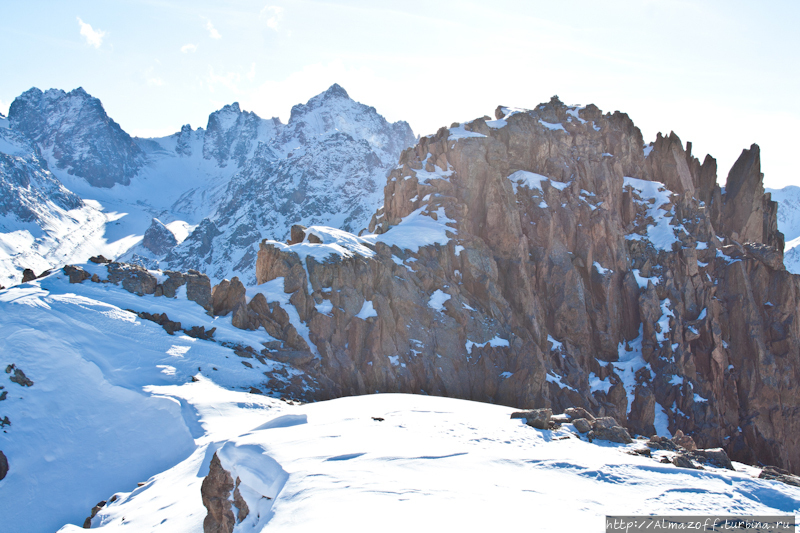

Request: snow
left=465, top=336, right=509, bottom=354
left=566, top=107, right=587, bottom=124
left=367, top=206, right=456, bottom=252
left=507, top=170, right=569, bottom=195
left=0, top=272, right=299, bottom=533
left=447, top=123, right=486, bottom=140
left=589, top=371, right=612, bottom=394
left=454, top=245, right=465, bottom=255
left=593, top=261, right=612, bottom=275
left=643, top=144, right=654, bottom=158
left=656, top=298, right=674, bottom=344
left=694, top=393, right=709, bottom=403
left=427, top=289, right=451, bottom=312
left=315, top=300, right=333, bottom=316
left=539, top=120, right=566, bottom=132
left=548, top=334, right=564, bottom=352
left=696, top=241, right=708, bottom=250
left=355, top=299, right=377, bottom=319
left=654, top=402, right=672, bottom=438
left=4, top=273, right=798, bottom=531
left=614, top=326, right=653, bottom=415
left=485, top=119, right=507, bottom=129
left=623, top=177, right=680, bottom=251
left=546, top=371, right=577, bottom=392
left=632, top=268, right=659, bottom=288
left=58, top=392, right=800, bottom=532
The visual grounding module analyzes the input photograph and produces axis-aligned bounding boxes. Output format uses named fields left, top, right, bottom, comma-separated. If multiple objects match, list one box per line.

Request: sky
left=1, top=0, right=798, bottom=188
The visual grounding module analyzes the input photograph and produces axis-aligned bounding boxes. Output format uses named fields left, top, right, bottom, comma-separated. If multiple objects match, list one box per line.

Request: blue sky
left=2, top=0, right=798, bottom=187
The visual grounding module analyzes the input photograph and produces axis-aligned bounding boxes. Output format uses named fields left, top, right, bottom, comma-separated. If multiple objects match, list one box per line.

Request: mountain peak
left=322, top=83, right=349, bottom=100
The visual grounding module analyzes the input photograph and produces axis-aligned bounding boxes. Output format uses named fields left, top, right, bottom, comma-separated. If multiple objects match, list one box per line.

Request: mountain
left=8, top=88, right=144, bottom=188
left=245, top=97, right=800, bottom=477
left=0, top=112, right=107, bottom=287
left=160, top=84, right=415, bottom=284
left=0, top=85, right=414, bottom=286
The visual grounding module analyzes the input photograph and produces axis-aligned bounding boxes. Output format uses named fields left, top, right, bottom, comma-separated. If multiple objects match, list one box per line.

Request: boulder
left=590, top=417, right=633, bottom=443
left=672, top=454, right=700, bottom=470
left=186, top=270, right=212, bottom=312
left=62, top=265, right=90, bottom=284
left=690, top=448, right=734, bottom=470
left=106, top=262, right=157, bottom=296
left=564, top=407, right=596, bottom=422
left=211, top=277, right=247, bottom=316
left=758, top=465, right=800, bottom=487
left=511, top=408, right=552, bottom=430
left=572, top=418, right=592, bottom=433
left=289, top=224, right=307, bottom=245
left=671, top=429, right=697, bottom=451
left=89, top=255, right=111, bottom=264
left=21, top=268, right=36, bottom=283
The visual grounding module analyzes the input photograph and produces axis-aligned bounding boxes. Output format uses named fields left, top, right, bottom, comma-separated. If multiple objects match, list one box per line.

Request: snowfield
left=0, top=271, right=798, bottom=532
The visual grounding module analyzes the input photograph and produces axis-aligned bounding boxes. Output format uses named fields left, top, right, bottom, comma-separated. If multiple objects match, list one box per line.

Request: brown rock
left=62, top=265, right=90, bottom=284
left=89, top=255, right=111, bottom=264
left=212, top=277, right=247, bottom=317
left=289, top=224, right=307, bottom=245
left=186, top=270, right=212, bottom=311
left=672, top=454, right=700, bottom=469
left=671, top=429, right=697, bottom=451
left=564, top=407, right=596, bottom=422
left=201, top=453, right=235, bottom=533
left=21, top=268, right=37, bottom=283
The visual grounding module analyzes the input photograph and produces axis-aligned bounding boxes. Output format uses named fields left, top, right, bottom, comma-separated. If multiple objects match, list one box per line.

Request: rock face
left=249, top=97, right=800, bottom=474
left=8, top=87, right=144, bottom=188
left=142, top=218, right=178, bottom=256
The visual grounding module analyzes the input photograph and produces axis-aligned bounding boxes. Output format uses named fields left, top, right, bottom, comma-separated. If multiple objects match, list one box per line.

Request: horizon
left=2, top=1, right=798, bottom=188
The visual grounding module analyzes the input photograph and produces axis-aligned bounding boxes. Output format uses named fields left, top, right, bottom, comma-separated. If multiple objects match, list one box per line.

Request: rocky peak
left=202, top=103, right=282, bottom=167
left=8, top=87, right=144, bottom=188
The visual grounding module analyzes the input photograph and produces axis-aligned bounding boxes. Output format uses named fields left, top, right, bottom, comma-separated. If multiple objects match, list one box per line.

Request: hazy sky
left=2, top=0, right=798, bottom=187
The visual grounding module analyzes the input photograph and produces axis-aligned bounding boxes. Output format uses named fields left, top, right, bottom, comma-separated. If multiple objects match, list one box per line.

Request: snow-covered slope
left=0, top=265, right=308, bottom=532
left=0, top=115, right=108, bottom=286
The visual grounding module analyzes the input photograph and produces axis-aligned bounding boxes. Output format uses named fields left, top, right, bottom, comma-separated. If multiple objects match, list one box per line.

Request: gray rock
left=690, top=448, right=734, bottom=470
left=591, top=425, right=634, bottom=444
left=0, top=450, right=7, bottom=481
left=511, top=408, right=552, bottom=430
left=758, top=465, right=800, bottom=487
left=9, top=368, right=33, bottom=387
left=564, top=407, right=596, bottom=422
left=572, top=418, right=592, bottom=433
left=21, top=268, right=36, bottom=283
left=211, top=277, right=247, bottom=316
left=186, top=270, right=212, bottom=311
left=142, top=218, right=178, bottom=255
left=106, top=262, right=157, bottom=296
left=672, top=454, right=700, bottom=469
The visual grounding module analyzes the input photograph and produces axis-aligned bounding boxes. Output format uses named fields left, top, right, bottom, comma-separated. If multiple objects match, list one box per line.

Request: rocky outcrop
left=0, top=450, right=7, bottom=481
left=211, top=277, right=246, bottom=316
left=201, top=453, right=236, bottom=533
left=248, top=97, right=800, bottom=474
left=201, top=453, right=252, bottom=533
left=142, top=218, right=178, bottom=256
left=63, top=265, right=90, bottom=284
left=8, top=87, right=144, bottom=187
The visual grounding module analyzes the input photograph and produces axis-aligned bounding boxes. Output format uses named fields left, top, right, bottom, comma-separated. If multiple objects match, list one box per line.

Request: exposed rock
left=9, top=87, right=144, bottom=188
left=671, top=429, right=697, bottom=451
left=249, top=98, right=800, bottom=474
left=83, top=500, right=106, bottom=529
left=758, top=465, right=800, bottom=487
left=131, top=310, right=182, bottom=335
left=564, top=407, right=596, bottom=422
left=572, top=418, right=592, bottom=433
left=689, top=448, right=734, bottom=470
left=106, top=262, right=157, bottom=296
left=589, top=417, right=634, bottom=444
left=9, top=368, right=33, bottom=387
left=186, top=270, right=212, bottom=312
left=142, top=218, right=178, bottom=255
left=21, top=268, right=36, bottom=283
left=62, top=265, right=90, bottom=284
left=647, top=435, right=680, bottom=451
left=289, top=225, right=307, bottom=245
left=185, top=325, right=216, bottom=340
left=201, top=453, right=236, bottom=533
left=511, top=408, right=552, bottom=429
left=0, top=451, right=7, bottom=481
left=211, top=277, right=247, bottom=316
left=89, top=255, right=111, bottom=264
left=672, top=454, right=700, bottom=469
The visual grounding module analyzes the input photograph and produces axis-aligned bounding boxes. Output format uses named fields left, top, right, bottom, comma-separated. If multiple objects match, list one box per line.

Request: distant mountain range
left=0, top=84, right=414, bottom=286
